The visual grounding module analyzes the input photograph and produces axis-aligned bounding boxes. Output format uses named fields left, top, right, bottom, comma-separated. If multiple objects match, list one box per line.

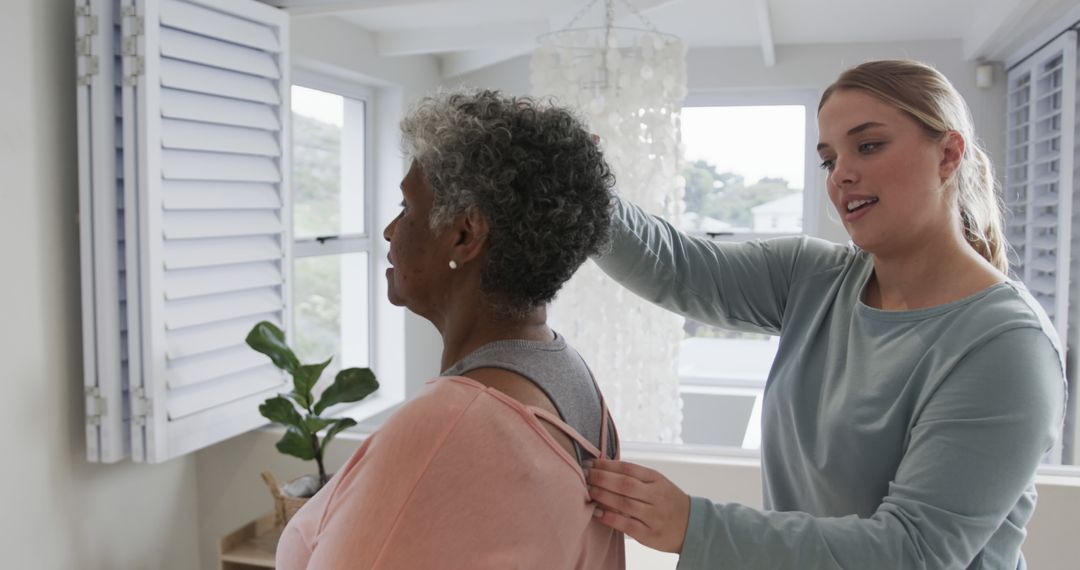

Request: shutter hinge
left=121, top=6, right=145, bottom=86
left=132, top=386, right=152, bottom=425
left=85, top=386, right=108, bottom=426
left=75, top=5, right=99, bottom=86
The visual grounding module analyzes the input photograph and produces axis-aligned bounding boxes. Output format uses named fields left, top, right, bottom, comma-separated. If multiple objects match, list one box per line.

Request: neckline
left=442, top=331, right=567, bottom=373
left=856, top=281, right=1012, bottom=321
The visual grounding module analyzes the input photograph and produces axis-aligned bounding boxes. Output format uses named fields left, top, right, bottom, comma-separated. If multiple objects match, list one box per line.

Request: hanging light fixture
left=533, top=0, right=685, bottom=104
left=531, top=0, right=687, bottom=444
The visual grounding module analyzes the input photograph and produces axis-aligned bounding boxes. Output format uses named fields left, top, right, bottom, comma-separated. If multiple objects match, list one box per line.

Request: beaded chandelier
left=532, top=0, right=688, bottom=443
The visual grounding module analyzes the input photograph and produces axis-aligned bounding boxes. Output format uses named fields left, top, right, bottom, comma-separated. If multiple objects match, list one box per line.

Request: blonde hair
left=819, top=60, right=1008, bottom=274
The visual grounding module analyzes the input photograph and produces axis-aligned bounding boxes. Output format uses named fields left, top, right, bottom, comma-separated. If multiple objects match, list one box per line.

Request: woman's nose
left=383, top=216, right=396, bottom=242
left=830, top=155, right=858, bottom=186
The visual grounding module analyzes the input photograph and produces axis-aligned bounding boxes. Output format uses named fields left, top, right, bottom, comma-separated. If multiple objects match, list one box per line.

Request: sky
left=680, top=105, right=807, bottom=189
left=290, top=89, right=808, bottom=189
left=291, top=85, right=344, bottom=127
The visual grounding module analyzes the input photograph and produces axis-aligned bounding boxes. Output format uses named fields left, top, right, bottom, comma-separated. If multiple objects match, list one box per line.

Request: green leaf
left=292, top=357, right=332, bottom=410
left=284, top=392, right=309, bottom=410
left=321, top=418, right=358, bottom=451
left=276, top=427, right=316, bottom=460
left=246, top=321, right=300, bottom=374
left=314, top=367, right=379, bottom=416
left=259, top=396, right=304, bottom=430
left=304, top=416, right=332, bottom=434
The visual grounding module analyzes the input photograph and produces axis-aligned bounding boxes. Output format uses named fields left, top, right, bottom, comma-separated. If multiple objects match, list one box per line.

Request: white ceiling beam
left=1003, top=2, right=1080, bottom=67
left=754, top=0, right=775, bottom=67
left=376, top=20, right=550, bottom=57
left=963, top=0, right=1078, bottom=62
left=260, top=0, right=460, bottom=17
left=963, top=0, right=1041, bottom=61
left=441, top=45, right=535, bottom=78
left=434, top=0, right=686, bottom=78
left=549, top=0, right=683, bottom=28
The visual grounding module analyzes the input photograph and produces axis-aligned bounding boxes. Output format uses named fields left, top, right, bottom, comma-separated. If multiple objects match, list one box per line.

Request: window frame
left=288, top=69, right=400, bottom=423
left=646, top=89, right=820, bottom=455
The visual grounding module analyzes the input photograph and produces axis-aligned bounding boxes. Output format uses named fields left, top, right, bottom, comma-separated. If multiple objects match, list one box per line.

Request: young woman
left=585, top=60, right=1066, bottom=569
left=276, top=90, right=624, bottom=569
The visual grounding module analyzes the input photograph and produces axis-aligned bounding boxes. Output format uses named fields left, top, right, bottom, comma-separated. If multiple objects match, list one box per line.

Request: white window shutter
left=76, top=0, right=131, bottom=463
left=1005, top=31, right=1077, bottom=344
left=124, top=0, right=291, bottom=463
left=1005, top=30, right=1078, bottom=464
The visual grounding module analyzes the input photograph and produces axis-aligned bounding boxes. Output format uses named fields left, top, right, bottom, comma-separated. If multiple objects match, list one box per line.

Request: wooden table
left=219, top=512, right=283, bottom=570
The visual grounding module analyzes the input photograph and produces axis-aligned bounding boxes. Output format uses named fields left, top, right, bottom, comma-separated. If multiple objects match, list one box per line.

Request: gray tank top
left=441, top=331, right=617, bottom=462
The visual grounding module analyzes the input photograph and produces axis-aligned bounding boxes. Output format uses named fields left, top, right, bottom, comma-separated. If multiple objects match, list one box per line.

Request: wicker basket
left=261, top=471, right=310, bottom=526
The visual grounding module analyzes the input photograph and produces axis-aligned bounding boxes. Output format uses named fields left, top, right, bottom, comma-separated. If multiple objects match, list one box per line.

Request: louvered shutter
left=76, top=0, right=131, bottom=463
left=122, top=0, right=290, bottom=463
left=1005, top=31, right=1077, bottom=345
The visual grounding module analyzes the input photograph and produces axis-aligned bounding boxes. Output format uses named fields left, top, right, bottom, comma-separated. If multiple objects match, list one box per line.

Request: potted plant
left=245, top=320, right=379, bottom=522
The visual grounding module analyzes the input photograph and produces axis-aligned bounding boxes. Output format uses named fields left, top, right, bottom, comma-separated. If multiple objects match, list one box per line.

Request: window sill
left=257, top=424, right=1080, bottom=486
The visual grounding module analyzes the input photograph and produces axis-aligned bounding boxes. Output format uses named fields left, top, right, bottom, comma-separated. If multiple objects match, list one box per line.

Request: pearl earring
left=449, top=260, right=458, bottom=270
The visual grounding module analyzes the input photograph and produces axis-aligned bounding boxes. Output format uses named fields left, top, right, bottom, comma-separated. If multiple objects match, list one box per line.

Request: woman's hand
left=585, top=459, right=691, bottom=553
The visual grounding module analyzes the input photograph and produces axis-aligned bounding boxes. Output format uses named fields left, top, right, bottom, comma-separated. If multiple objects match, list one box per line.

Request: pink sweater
left=276, top=376, right=626, bottom=569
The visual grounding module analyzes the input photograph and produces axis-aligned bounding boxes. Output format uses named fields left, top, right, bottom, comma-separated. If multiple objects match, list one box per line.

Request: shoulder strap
left=529, top=406, right=604, bottom=460
left=599, top=397, right=612, bottom=458
left=576, top=351, right=618, bottom=460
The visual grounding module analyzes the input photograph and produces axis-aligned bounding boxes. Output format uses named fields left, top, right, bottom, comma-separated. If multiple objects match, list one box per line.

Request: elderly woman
left=275, top=90, right=625, bottom=569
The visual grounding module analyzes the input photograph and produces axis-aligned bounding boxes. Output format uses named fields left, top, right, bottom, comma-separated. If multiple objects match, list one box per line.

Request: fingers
left=593, top=507, right=650, bottom=539
left=587, top=459, right=660, bottom=483
left=586, top=465, right=650, bottom=500
left=588, top=480, right=650, bottom=519
left=584, top=460, right=692, bottom=554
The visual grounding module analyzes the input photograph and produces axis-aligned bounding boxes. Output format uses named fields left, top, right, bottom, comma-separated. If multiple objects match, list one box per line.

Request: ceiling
left=263, top=0, right=1080, bottom=76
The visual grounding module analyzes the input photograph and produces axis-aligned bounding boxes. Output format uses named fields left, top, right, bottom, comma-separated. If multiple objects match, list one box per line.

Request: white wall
left=454, top=39, right=1008, bottom=245
left=0, top=1, right=201, bottom=568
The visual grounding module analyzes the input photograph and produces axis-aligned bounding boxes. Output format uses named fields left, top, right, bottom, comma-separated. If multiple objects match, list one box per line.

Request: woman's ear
left=939, top=131, right=966, bottom=184
left=448, top=207, right=489, bottom=266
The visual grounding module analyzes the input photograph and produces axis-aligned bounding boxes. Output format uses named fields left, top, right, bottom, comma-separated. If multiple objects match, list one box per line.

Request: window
left=679, top=105, right=807, bottom=238
left=672, top=91, right=819, bottom=451
left=290, top=83, right=372, bottom=375
left=289, top=74, right=400, bottom=422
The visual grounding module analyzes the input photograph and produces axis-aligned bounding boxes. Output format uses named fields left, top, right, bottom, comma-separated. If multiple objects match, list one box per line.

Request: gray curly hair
left=400, top=89, right=615, bottom=319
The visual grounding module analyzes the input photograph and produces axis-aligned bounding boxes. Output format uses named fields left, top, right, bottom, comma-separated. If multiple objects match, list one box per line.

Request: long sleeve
left=677, top=326, right=1065, bottom=569
left=594, top=196, right=845, bottom=335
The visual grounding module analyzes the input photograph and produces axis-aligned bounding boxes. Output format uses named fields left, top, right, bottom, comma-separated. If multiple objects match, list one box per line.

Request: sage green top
left=595, top=198, right=1066, bottom=569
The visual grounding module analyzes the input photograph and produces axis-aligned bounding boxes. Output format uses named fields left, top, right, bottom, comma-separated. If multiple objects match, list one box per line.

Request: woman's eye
left=858, top=142, right=881, bottom=153
left=819, top=159, right=834, bottom=172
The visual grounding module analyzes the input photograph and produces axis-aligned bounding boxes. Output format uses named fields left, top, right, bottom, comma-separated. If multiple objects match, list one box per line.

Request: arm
left=595, top=196, right=841, bottom=334
left=590, top=326, right=1065, bottom=569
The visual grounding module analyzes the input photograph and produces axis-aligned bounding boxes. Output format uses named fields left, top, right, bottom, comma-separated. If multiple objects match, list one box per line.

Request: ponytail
left=957, top=144, right=1009, bottom=274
